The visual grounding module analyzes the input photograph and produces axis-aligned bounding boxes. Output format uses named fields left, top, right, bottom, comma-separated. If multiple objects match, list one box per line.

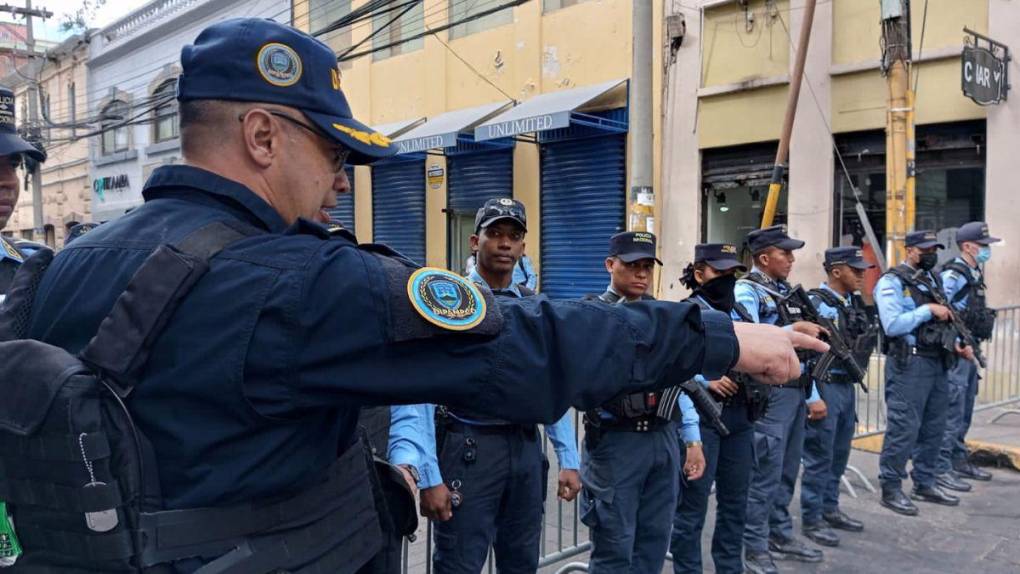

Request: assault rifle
left=678, top=379, right=729, bottom=437
left=913, top=272, right=987, bottom=368
left=784, top=286, right=869, bottom=392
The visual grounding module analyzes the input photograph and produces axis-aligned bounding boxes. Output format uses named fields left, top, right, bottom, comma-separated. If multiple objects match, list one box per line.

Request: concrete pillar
left=659, top=3, right=703, bottom=301
left=787, top=0, right=833, bottom=289
left=983, top=0, right=1020, bottom=306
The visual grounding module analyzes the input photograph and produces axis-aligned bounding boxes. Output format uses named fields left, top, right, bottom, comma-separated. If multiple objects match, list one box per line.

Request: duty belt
left=443, top=418, right=538, bottom=438
left=587, top=414, right=670, bottom=433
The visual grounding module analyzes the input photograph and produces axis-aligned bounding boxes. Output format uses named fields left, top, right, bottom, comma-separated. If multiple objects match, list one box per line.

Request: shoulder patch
left=407, top=268, right=487, bottom=331
left=1, top=237, right=23, bottom=263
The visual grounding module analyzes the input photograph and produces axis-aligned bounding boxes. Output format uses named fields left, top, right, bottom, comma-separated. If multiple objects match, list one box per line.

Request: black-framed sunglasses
left=238, top=110, right=351, bottom=172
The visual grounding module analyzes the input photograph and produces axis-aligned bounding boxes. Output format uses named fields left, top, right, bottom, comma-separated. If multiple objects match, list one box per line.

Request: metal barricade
left=400, top=306, right=1020, bottom=573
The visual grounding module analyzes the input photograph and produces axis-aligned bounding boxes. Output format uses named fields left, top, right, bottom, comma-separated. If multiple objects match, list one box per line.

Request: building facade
left=87, top=0, right=290, bottom=222
left=661, top=0, right=1020, bottom=306
left=293, top=0, right=665, bottom=299
left=3, top=34, right=90, bottom=248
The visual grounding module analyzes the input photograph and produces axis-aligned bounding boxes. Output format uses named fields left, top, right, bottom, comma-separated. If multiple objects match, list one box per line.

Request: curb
left=851, top=433, right=1020, bottom=471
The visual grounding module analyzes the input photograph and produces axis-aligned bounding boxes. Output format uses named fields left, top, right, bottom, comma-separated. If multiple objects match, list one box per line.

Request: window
left=152, top=80, right=179, bottom=143
left=449, top=0, right=514, bottom=39
left=309, top=0, right=353, bottom=65
left=543, top=0, right=590, bottom=12
left=372, top=2, right=425, bottom=60
left=68, top=82, right=76, bottom=137
left=100, top=100, right=129, bottom=155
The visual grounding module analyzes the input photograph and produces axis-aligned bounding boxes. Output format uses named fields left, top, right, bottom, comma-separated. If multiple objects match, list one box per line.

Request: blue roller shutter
left=447, top=149, right=514, bottom=213
left=327, top=166, right=356, bottom=233
left=540, top=134, right=626, bottom=299
left=372, top=159, right=426, bottom=264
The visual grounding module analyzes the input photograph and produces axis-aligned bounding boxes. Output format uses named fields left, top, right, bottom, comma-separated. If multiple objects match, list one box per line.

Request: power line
left=425, top=21, right=515, bottom=101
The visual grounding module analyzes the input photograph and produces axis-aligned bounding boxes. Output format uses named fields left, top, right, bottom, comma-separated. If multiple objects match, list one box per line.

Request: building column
left=787, top=0, right=833, bottom=289
left=659, top=3, right=702, bottom=301
left=984, top=0, right=1020, bottom=306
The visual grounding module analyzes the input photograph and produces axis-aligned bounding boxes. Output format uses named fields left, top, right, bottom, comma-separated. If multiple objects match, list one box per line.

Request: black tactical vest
left=0, top=224, right=387, bottom=573
left=941, top=259, right=996, bottom=340
left=809, top=288, right=878, bottom=377
left=739, top=271, right=808, bottom=327
left=885, top=264, right=949, bottom=355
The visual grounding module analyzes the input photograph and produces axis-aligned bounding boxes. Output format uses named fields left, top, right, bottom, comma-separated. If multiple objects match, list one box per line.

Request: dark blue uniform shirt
left=27, top=165, right=737, bottom=511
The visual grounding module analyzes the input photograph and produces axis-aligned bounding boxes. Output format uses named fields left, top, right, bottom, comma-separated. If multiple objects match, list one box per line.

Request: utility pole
left=0, top=1, right=52, bottom=244
left=760, top=0, right=817, bottom=228
left=880, top=0, right=914, bottom=267
left=628, top=0, right=654, bottom=233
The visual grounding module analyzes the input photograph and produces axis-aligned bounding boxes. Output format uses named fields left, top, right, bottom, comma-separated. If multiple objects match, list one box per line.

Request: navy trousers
left=743, top=386, right=805, bottom=553
left=581, top=423, right=680, bottom=574
left=801, top=381, right=856, bottom=524
left=670, top=403, right=753, bottom=574
left=878, top=355, right=949, bottom=490
left=432, top=425, right=548, bottom=574
left=938, top=358, right=979, bottom=474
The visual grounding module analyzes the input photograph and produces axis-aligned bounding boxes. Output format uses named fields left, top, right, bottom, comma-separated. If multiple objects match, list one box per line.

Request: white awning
left=372, top=117, right=426, bottom=138
left=393, top=101, right=514, bottom=154
left=473, top=79, right=627, bottom=142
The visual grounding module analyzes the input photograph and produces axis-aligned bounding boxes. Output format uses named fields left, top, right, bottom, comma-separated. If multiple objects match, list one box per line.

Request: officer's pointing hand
left=731, top=323, right=829, bottom=386
left=420, top=484, right=454, bottom=522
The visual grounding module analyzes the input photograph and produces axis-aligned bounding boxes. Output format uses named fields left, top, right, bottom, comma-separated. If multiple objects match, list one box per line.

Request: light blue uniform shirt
left=734, top=268, right=820, bottom=403
left=389, top=268, right=581, bottom=488
left=940, top=257, right=978, bottom=312
left=812, top=282, right=850, bottom=375
left=873, top=266, right=936, bottom=345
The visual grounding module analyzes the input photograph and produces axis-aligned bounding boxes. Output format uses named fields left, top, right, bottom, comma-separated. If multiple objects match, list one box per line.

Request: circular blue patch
left=407, top=268, right=486, bottom=331
left=256, top=43, right=302, bottom=87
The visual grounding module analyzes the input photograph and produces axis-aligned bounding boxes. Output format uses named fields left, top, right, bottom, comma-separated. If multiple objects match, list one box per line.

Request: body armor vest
left=941, top=260, right=996, bottom=341
left=739, top=271, right=808, bottom=328
left=885, top=264, right=950, bottom=356
left=809, top=288, right=878, bottom=379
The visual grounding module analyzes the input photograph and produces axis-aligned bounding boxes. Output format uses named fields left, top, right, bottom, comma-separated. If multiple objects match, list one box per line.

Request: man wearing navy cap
left=580, top=231, right=707, bottom=574
left=935, top=222, right=1000, bottom=489
left=10, top=18, right=823, bottom=572
left=672, top=243, right=764, bottom=574
left=874, top=230, right=966, bottom=516
left=737, top=225, right=829, bottom=573
left=0, top=86, right=46, bottom=299
left=799, top=247, right=877, bottom=548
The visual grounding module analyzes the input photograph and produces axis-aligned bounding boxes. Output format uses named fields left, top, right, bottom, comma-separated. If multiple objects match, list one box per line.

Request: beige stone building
left=3, top=34, right=91, bottom=248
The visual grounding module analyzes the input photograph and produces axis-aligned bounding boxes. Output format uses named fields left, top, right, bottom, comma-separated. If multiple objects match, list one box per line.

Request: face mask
left=918, top=252, right=938, bottom=271
left=697, top=273, right=737, bottom=313
left=976, top=246, right=991, bottom=264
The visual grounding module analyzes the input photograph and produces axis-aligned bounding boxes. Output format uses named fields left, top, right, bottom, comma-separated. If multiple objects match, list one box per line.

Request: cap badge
left=407, top=268, right=487, bottom=331
left=257, top=43, right=303, bottom=87
left=855, top=249, right=863, bottom=258
left=499, top=198, right=514, bottom=206
left=332, top=123, right=392, bottom=147
left=722, top=244, right=737, bottom=254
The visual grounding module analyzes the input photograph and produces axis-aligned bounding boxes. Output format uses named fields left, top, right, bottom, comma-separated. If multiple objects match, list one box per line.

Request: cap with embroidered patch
left=609, top=232, right=662, bottom=264
left=694, top=243, right=746, bottom=271
left=955, top=221, right=1000, bottom=246
left=177, top=18, right=396, bottom=165
left=0, top=87, right=44, bottom=161
left=475, top=198, right=527, bottom=232
left=746, top=225, right=805, bottom=253
left=823, top=246, right=874, bottom=270
left=905, top=230, right=944, bottom=249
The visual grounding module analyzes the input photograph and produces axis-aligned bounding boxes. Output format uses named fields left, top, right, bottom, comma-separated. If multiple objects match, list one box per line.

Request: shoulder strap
left=0, top=248, right=54, bottom=342
left=79, top=221, right=257, bottom=397
left=809, top=287, right=849, bottom=328
left=517, top=284, right=536, bottom=297
left=732, top=301, right=755, bottom=323
left=941, top=260, right=975, bottom=304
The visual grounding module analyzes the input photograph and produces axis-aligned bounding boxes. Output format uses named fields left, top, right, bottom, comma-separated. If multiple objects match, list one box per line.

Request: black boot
left=744, top=551, right=779, bottom=574
left=823, top=508, right=864, bottom=532
left=769, top=535, right=824, bottom=562
left=880, top=486, right=919, bottom=516
left=803, top=522, right=840, bottom=547
left=954, top=461, right=993, bottom=481
left=936, top=471, right=972, bottom=492
left=911, top=485, right=960, bottom=506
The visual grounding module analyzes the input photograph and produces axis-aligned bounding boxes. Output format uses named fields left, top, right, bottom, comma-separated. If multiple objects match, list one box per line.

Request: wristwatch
left=398, top=464, right=420, bottom=484
left=685, top=440, right=703, bottom=448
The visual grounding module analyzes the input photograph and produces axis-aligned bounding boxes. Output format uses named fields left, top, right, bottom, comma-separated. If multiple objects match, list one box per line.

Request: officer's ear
left=605, top=256, right=616, bottom=274
left=239, top=108, right=278, bottom=169
left=469, top=234, right=480, bottom=251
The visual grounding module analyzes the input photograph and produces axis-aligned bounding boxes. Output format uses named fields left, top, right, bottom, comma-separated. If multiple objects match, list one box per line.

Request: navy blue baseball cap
left=905, top=230, right=944, bottom=249
left=824, top=246, right=874, bottom=270
left=694, top=243, right=746, bottom=271
left=64, top=222, right=99, bottom=246
left=746, top=225, right=804, bottom=253
left=177, top=18, right=396, bottom=165
left=475, top=197, right=527, bottom=232
left=956, top=221, right=1000, bottom=245
left=609, top=231, right=662, bottom=264
left=0, top=87, right=44, bottom=161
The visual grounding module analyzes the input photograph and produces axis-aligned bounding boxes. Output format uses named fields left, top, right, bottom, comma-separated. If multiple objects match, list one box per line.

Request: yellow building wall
left=698, top=85, right=787, bottom=149
left=702, top=0, right=790, bottom=87
left=293, top=0, right=659, bottom=272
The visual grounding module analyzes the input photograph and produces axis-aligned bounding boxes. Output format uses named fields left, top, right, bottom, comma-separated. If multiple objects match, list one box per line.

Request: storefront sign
left=475, top=112, right=565, bottom=141
left=427, top=164, right=445, bottom=190
left=961, top=29, right=1010, bottom=106
left=93, top=174, right=129, bottom=202
left=397, top=134, right=447, bottom=155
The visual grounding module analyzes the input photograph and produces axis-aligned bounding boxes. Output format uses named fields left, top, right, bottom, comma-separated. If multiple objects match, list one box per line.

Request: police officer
left=671, top=243, right=762, bottom=574
left=14, top=19, right=819, bottom=572
left=935, top=222, right=999, bottom=490
left=0, top=86, right=46, bottom=298
left=415, top=198, right=582, bottom=574
left=874, top=230, right=966, bottom=516
left=799, top=247, right=875, bottom=547
left=580, top=231, right=706, bottom=574
left=737, top=225, right=828, bottom=574
left=64, top=221, right=99, bottom=246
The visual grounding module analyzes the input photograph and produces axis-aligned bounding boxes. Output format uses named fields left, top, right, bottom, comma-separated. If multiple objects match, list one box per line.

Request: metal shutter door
left=447, top=150, right=514, bottom=213
left=327, top=166, right=357, bottom=233
left=372, top=159, right=425, bottom=264
left=540, top=134, right=626, bottom=299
